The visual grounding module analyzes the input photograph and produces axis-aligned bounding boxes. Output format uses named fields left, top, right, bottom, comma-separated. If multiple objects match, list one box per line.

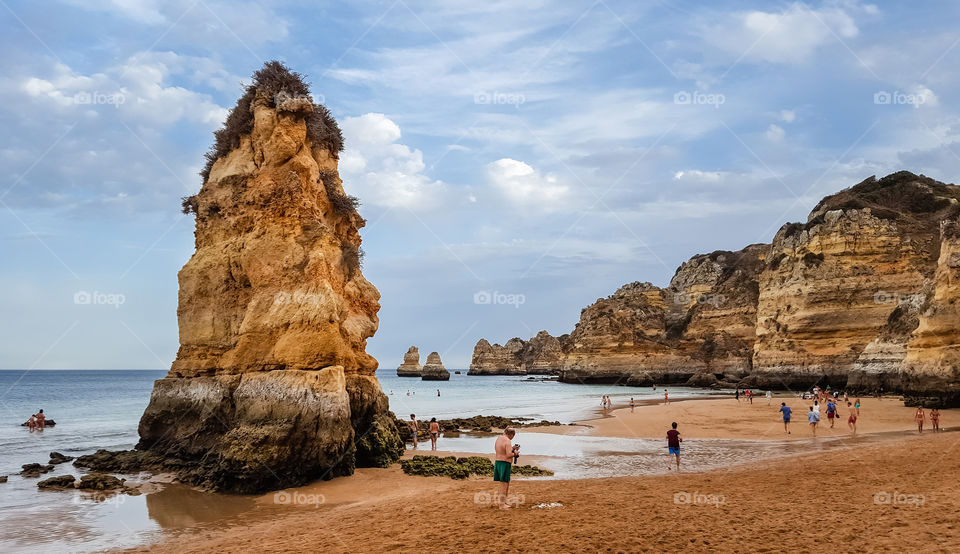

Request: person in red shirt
left=666, top=422, right=682, bottom=471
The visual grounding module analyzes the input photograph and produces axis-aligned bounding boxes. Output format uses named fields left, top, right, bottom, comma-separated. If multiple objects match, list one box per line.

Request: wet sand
left=136, top=396, right=958, bottom=552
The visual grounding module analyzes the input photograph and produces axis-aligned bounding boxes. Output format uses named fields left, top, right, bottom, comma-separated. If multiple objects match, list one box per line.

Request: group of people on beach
left=25, top=409, right=46, bottom=431
left=914, top=407, right=941, bottom=432
left=407, top=414, right=442, bottom=451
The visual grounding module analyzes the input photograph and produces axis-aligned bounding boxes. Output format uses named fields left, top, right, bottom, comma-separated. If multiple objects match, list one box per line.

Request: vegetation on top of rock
left=400, top=455, right=553, bottom=479
left=198, top=61, right=345, bottom=184
left=813, top=171, right=960, bottom=221
left=394, top=415, right=564, bottom=442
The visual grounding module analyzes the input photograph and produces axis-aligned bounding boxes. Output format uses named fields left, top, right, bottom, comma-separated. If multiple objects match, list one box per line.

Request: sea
left=0, top=369, right=732, bottom=552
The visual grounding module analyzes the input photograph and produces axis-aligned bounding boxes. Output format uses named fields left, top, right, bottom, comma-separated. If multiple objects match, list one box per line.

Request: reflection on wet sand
left=145, top=484, right=256, bottom=529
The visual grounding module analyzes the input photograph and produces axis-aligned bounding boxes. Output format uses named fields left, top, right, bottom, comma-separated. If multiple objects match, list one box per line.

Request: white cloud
left=779, top=110, right=796, bottom=123
left=673, top=170, right=724, bottom=183
left=339, top=113, right=446, bottom=210
left=765, top=124, right=786, bottom=142
left=485, top=158, right=570, bottom=209
left=703, top=3, right=860, bottom=64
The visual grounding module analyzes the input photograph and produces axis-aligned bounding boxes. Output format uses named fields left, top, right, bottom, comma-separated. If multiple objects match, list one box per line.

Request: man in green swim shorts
left=494, top=427, right=518, bottom=510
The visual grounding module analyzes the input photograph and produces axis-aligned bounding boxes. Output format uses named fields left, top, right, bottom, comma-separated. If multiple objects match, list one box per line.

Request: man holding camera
left=494, top=427, right=518, bottom=510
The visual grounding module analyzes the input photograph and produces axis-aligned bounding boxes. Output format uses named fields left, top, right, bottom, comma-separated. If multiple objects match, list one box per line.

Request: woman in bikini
left=429, top=417, right=440, bottom=450
left=930, top=408, right=940, bottom=431
left=915, top=408, right=925, bottom=433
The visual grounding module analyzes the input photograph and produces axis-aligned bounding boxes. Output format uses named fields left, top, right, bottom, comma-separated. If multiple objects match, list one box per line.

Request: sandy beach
left=137, top=396, right=958, bottom=553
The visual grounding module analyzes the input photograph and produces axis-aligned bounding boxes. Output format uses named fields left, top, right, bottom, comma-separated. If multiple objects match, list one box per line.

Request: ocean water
left=0, top=369, right=723, bottom=552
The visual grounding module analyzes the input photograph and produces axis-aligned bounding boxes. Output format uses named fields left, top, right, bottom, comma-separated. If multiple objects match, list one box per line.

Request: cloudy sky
left=2, top=0, right=958, bottom=370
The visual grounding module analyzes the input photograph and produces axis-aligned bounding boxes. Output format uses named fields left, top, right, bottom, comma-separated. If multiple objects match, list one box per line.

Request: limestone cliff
left=480, top=172, right=960, bottom=405
left=468, top=331, right=565, bottom=375
left=560, top=245, right=764, bottom=386
left=131, top=62, right=402, bottom=492
left=421, top=352, right=450, bottom=381
left=397, top=346, right=422, bottom=377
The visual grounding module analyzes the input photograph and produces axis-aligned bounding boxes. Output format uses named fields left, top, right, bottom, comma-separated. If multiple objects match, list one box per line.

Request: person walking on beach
left=855, top=398, right=861, bottom=415
left=409, top=414, right=419, bottom=449
left=766, top=390, right=772, bottom=405
left=429, top=417, right=440, bottom=450
left=629, top=397, right=636, bottom=412
left=664, top=390, right=669, bottom=405
left=494, top=427, right=518, bottom=510
left=779, top=402, right=792, bottom=434
left=915, top=408, right=925, bottom=433
left=846, top=401, right=857, bottom=435
left=808, top=406, right=819, bottom=436
left=931, top=408, right=941, bottom=431
left=735, top=389, right=740, bottom=403
left=826, top=399, right=837, bottom=428
left=666, top=422, right=682, bottom=471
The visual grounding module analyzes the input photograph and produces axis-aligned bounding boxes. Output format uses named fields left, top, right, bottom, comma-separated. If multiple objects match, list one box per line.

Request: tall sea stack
left=134, top=62, right=402, bottom=492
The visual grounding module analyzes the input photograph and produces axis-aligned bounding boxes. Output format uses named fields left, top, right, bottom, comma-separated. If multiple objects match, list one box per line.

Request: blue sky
left=2, top=0, right=959, bottom=370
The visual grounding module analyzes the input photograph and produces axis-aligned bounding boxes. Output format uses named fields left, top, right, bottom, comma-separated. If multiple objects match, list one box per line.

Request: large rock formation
left=468, top=331, right=565, bottom=375
left=397, top=346, right=422, bottom=377
left=482, top=172, right=960, bottom=405
left=421, top=352, right=450, bottom=381
left=560, top=245, right=764, bottom=386
left=104, top=62, right=402, bottom=493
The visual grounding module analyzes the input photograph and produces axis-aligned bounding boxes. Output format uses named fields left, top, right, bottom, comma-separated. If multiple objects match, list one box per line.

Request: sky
left=1, top=0, right=959, bottom=370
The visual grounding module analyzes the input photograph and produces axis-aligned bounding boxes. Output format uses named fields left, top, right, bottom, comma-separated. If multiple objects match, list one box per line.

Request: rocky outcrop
left=421, top=352, right=450, bottom=381
left=90, top=62, right=401, bottom=493
left=37, top=475, right=77, bottom=489
left=49, top=452, right=74, bottom=464
left=397, top=346, right=422, bottom=377
left=468, top=331, right=565, bottom=375
left=490, top=172, right=960, bottom=404
left=560, top=245, right=765, bottom=385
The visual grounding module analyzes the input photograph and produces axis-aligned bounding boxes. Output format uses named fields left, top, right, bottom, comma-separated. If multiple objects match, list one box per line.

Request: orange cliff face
left=478, top=172, right=960, bottom=406
left=130, top=62, right=402, bottom=493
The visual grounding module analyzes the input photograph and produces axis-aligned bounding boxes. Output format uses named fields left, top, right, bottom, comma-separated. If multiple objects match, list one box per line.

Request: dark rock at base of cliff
left=37, top=475, right=77, bottom=489
left=49, top=452, right=74, bottom=464
left=685, top=373, right=720, bottom=387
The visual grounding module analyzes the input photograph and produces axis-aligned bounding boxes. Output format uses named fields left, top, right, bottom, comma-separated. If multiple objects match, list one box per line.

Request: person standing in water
left=666, top=422, right=682, bottom=471
left=493, top=427, right=518, bottom=510
left=36, top=409, right=46, bottom=430
left=409, top=414, right=419, bottom=449
left=429, top=417, right=440, bottom=450
left=915, top=408, right=925, bottom=433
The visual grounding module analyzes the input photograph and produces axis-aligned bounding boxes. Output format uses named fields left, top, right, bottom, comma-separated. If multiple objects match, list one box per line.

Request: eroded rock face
left=397, top=346, right=423, bottom=377
left=421, top=352, right=450, bottom=381
left=488, top=172, right=960, bottom=403
left=128, top=62, right=402, bottom=493
left=468, top=331, right=565, bottom=375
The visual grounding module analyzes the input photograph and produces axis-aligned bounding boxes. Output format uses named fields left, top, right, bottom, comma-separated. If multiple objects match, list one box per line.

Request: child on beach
left=826, top=400, right=837, bottom=428
left=666, top=422, right=682, bottom=471
left=931, top=408, right=940, bottom=431
left=808, top=406, right=819, bottom=436
left=915, top=408, right=925, bottom=433
left=846, top=401, right=857, bottom=435
left=855, top=398, right=861, bottom=415
left=779, top=402, right=792, bottom=434
left=27, top=414, right=36, bottom=431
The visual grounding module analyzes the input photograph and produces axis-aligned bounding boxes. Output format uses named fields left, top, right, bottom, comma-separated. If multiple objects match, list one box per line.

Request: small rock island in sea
left=75, top=62, right=403, bottom=493
left=420, top=352, right=450, bottom=381
left=396, top=346, right=422, bottom=377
